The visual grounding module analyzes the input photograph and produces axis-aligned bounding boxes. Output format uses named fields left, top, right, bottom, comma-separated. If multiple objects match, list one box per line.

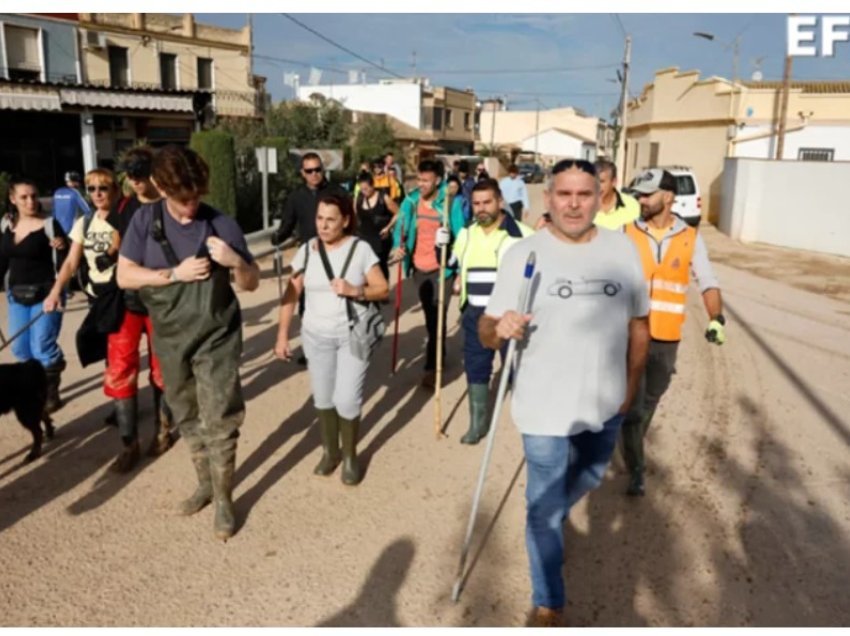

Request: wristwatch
left=711, top=314, right=726, bottom=325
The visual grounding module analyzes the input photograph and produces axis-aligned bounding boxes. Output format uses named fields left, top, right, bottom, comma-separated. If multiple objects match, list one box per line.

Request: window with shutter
left=4, top=25, right=41, bottom=81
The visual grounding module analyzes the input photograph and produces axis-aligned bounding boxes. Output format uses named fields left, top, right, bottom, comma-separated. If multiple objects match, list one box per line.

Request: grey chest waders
left=139, top=201, right=244, bottom=541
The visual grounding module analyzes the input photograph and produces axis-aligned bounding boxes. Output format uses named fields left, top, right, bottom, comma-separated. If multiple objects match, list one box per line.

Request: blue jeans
left=522, top=413, right=625, bottom=609
left=6, top=293, right=64, bottom=368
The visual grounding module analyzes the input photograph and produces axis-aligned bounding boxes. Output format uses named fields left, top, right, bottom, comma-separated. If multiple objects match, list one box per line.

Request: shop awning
left=59, top=88, right=194, bottom=112
left=0, top=90, right=62, bottom=111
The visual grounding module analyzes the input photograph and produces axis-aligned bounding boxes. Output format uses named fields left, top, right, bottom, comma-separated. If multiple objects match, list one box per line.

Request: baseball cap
left=630, top=168, right=677, bottom=195
left=64, top=171, right=81, bottom=183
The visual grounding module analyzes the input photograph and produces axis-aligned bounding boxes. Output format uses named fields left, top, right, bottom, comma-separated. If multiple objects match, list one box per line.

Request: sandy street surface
left=1, top=190, right=848, bottom=626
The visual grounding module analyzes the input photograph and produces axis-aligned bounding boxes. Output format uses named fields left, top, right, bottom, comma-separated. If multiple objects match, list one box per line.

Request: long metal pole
left=533, top=99, right=540, bottom=165
left=775, top=54, right=793, bottom=160
left=451, top=251, right=537, bottom=603
left=391, top=221, right=405, bottom=375
left=434, top=192, right=451, bottom=440
left=261, top=147, right=270, bottom=229
left=616, top=36, right=632, bottom=181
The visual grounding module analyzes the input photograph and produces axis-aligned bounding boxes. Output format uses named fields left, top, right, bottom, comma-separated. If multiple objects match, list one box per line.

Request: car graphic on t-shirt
left=547, top=278, right=622, bottom=299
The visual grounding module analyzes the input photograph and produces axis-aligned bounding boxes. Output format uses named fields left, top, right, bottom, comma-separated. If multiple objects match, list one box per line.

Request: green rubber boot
left=179, top=449, right=213, bottom=515
left=209, top=439, right=237, bottom=542
left=460, top=383, right=490, bottom=445
left=339, top=415, right=362, bottom=486
left=314, top=408, right=341, bottom=476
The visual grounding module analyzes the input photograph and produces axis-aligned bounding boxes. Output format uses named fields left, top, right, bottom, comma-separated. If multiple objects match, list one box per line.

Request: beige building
left=78, top=13, right=260, bottom=118
left=626, top=67, right=850, bottom=221
left=478, top=105, right=601, bottom=156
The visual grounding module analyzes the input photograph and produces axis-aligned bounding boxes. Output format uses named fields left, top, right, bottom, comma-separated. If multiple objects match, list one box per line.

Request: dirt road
left=1, top=201, right=848, bottom=626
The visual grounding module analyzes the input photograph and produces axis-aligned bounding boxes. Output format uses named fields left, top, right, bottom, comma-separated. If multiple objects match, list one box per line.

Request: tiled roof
left=742, top=81, right=850, bottom=94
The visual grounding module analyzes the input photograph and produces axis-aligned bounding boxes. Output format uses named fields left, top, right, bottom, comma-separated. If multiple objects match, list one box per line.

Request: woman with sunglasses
left=44, top=169, right=141, bottom=471
left=0, top=176, right=68, bottom=413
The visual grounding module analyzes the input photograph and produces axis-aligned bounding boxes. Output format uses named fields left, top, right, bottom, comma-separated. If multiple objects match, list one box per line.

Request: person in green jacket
left=391, top=159, right=466, bottom=388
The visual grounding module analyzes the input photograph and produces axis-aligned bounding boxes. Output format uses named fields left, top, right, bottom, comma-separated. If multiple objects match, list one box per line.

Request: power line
left=611, top=13, right=628, bottom=38
left=475, top=88, right=619, bottom=98
left=418, top=62, right=619, bottom=75
left=279, top=13, right=404, bottom=79
left=253, top=53, right=350, bottom=75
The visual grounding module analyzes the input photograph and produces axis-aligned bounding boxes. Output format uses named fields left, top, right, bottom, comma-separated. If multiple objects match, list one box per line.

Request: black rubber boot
left=314, top=408, right=341, bottom=476
left=179, top=448, right=213, bottom=515
left=461, top=383, right=490, bottom=445
left=339, top=415, right=362, bottom=486
left=109, top=397, right=140, bottom=473
left=44, top=359, right=66, bottom=414
left=147, top=387, right=175, bottom=457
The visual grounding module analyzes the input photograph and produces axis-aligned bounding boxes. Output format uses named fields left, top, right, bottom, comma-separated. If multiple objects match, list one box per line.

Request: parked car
left=547, top=278, right=622, bottom=299
left=517, top=162, right=545, bottom=184
left=627, top=165, right=702, bottom=227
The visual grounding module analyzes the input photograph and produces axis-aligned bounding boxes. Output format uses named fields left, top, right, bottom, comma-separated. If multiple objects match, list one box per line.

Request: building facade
left=0, top=12, right=265, bottom=189
left=299, top=78, right=477, bottom=155
left=626, top=67, right=850, bottom=221
left=477, top=106, right=601, bottom=159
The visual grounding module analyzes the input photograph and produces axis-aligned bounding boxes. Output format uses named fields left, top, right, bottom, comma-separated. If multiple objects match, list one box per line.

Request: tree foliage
left=189, top=130, right=238, bottom=219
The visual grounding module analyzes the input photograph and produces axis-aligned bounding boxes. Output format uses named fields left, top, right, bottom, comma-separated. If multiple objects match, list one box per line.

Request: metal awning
left=0, top=90, right=62, bottom=111
left=59, top=88, right=194, bottom=112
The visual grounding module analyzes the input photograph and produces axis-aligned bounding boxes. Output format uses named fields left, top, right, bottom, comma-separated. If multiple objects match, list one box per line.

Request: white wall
left=297, top=83, right=422, bottom=130
left=734, top=124, right=850, bottom=161
left=718, top=158, right=850, bottom=257
left=520, top=129, right=584, bottom=158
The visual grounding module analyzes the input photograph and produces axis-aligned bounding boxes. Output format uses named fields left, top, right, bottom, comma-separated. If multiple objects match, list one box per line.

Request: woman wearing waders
left=274, top=194, right=389, bottom=485
left=355, top=171, right=399, bottom=280
left=0, top=177, right=68, bottom=412
left=117, top=145, right=259, bottom=541
left=45, top=164, right=174, bottom=472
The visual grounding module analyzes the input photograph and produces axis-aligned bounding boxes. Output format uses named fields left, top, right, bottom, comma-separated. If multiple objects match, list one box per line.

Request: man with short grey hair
left=479, top=158, right=650, bottom=627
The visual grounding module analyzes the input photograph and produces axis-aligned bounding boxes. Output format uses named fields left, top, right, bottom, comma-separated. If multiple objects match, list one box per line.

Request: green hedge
left=189, top=131, right=237, bottom=219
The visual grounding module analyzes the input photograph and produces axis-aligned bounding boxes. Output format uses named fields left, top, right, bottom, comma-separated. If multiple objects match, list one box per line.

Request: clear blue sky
left=197, top=13, right=850, bottom=119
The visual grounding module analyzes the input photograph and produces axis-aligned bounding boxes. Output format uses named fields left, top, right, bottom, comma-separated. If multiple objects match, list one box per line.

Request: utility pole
left=533, top=98, right=541, bottom=165
left=615, top=35, right=632, bottom=182
left=775, top=53, right=793, bottom=160
left=247, top=14, right=253, bottom=84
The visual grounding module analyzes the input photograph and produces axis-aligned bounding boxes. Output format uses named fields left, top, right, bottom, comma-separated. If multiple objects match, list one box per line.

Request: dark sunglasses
left=87, top=185, right=110, bottom=193
left=551, top=159, right=597, bottom=177
left=302, top=167, right=323, bottom=175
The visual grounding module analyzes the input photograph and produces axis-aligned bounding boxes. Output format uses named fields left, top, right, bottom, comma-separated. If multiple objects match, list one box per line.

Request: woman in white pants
left=275, top=193, right=389, bottom=485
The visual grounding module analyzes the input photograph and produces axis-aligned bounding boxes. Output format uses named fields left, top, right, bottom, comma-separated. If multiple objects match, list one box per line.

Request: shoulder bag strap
left=151, top=200, right=181, bottom=267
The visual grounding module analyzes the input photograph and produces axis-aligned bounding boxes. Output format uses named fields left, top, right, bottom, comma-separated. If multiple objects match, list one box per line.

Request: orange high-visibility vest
left=625, top=222, right=697, bottom=342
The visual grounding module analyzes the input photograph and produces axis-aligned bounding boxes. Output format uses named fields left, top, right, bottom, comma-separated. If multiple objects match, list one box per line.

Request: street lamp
left=693, top=31, right=741, bottom=83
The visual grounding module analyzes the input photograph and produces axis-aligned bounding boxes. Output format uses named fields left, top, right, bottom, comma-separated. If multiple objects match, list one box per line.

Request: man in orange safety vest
left=622, top=168, right=727, bottom=497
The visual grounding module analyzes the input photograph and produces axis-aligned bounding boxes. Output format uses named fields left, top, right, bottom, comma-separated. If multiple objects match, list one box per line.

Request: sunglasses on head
left=87, top=185, right=110, bottom=193
left=551, top=159, right=597, bottom=177
left=302, top=167, right=323, bottom=175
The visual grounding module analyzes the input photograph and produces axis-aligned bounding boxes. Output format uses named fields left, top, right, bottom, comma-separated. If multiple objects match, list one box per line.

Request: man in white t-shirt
left=479, top=159, right=651, bottom=627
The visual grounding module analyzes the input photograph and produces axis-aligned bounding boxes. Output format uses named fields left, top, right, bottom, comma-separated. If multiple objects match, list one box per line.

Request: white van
left=628, top=165, right=702, bottom=227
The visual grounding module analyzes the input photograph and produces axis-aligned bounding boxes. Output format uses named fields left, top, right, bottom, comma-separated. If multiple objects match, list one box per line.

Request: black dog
left=0, top=360, right=55, bottom=462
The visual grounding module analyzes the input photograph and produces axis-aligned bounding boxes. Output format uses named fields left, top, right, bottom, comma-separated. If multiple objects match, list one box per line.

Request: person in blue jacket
left=391, top=159, right=466, bottom=388
left=52, top=171, right=91, bottom=235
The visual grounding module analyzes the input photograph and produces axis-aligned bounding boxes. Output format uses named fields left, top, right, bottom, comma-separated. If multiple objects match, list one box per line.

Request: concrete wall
left=734, top=123, right=850, bottom=161
left=299, top=83, right=422, bottom=130
left=718, top=158, right=850, bottom=257
left=0, top=14, right=78, bottom=82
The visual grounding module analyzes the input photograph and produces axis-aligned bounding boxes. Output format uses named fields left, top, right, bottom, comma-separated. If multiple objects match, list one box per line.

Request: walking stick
left=274, top=244, right=284, bottom=302
left=451, top=251, right=537, bottom=603
left=391, top=220, right=404, bottom=375
left=0, top=310, right=47, bottom=354
left=434, top=191, right=452, bottom=440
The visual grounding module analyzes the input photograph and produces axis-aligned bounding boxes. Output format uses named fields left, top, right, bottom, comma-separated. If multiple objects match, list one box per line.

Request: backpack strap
left=150, top=200, right=181, bottom=268
left=339, top=238, right=359, bottom=279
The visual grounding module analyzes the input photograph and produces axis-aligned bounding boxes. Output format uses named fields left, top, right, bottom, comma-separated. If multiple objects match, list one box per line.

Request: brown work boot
left=147, top=387, right=175, bottom=457
left=109, top=439, right=141, bottom=474
left=526, top=606, right=564, bottom=628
